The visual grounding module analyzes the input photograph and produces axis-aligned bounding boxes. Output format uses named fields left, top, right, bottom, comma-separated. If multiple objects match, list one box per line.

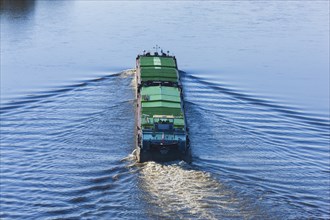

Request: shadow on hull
left=136, top=145, right=192, bottom=163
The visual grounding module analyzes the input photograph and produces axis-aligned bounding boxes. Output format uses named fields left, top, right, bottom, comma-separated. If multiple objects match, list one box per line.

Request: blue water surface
left=1, top=1, right=329, bottom=219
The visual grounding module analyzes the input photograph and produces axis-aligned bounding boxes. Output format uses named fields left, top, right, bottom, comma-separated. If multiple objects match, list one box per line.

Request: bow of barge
left=135, top=50, right=191, bottom=163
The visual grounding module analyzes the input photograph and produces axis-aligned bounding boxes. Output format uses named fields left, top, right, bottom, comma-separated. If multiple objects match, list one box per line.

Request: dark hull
left=136, top=144, right=191, bottom=163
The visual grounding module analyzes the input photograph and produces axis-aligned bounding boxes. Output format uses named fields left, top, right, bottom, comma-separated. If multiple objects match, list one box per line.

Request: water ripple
left=1, top=70, right=329, bottom=219
left=181, top=71, right=330, bottom=218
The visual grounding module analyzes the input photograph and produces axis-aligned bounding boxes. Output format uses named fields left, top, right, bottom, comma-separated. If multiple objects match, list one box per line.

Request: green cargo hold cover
left=142, top=101, right=181, bottom=108
left=141, top=67, right=177, bottom=78
left=142, top=107, right=182, bottom=117
left=142, top=94, right=180, bottom=102
left=141, top=77, right=177, bottom=82
left=140, top=67, right=178, bottom=82
left=139, top=56, right=176, bottom=68
left=141, top=86, right=183, bottom=117
left=141, top=86, right=180, bottom=97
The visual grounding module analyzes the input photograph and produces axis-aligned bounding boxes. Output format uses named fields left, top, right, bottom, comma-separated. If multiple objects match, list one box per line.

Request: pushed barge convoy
left=135, top=50, right=190, bottom=162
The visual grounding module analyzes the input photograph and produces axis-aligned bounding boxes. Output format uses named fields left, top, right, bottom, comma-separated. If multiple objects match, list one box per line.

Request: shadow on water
left=0, top=0, right=36, bottom=17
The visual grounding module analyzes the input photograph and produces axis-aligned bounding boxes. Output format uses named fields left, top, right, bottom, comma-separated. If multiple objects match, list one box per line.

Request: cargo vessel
left=135, top=49, right=191, bottom=162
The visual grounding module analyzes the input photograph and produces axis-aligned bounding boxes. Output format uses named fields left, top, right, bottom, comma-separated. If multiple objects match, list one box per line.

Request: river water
left=1, top=1, right=329, bottom=219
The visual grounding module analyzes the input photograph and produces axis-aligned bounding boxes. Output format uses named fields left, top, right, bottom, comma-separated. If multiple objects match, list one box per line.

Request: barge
left=135, top=49, right=191, bottom=162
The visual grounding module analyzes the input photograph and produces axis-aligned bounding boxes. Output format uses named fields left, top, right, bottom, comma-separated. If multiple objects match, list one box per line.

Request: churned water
left=1, top=1, right=329, bottom=219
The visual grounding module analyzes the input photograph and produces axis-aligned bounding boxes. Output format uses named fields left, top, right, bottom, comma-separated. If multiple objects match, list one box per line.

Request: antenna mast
left=153, top=45, right=160, bottom=53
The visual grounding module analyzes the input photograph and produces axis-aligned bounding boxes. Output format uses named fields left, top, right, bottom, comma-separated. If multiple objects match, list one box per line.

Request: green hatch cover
left=138, top=56, right=185, bottom=129
left=141, top=86, right=180, bottom=97
left=140, top=67, right=178, bottom=82
left=141, top=67, right=177, bottom=77
left=141, top=86, right=183, bottom=117
left=139, top=56, right=176, bottom=68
